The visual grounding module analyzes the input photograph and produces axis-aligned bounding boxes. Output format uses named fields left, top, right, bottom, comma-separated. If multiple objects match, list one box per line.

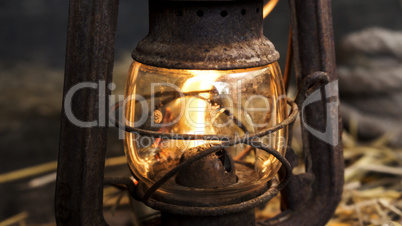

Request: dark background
left=0, top=0, right=401, bottom=224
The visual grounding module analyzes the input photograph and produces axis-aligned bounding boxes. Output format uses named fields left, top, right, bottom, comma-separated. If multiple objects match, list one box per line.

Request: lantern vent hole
left=176, top=10, right=183, bottom=17
left=216, top=150, right=232, bottom=173
left=196, top=10, right=204, bottom=17
left=241, top=9, right=246, bottom=15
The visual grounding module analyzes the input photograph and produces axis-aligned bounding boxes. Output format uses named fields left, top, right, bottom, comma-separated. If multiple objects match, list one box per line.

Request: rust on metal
left=261, top=0, right=344, bottom=225
left=161, top=209, right=256, bottom=226
left=176, top=144, right=237, bottom=188
left=109, top=98, right=299, bottom=211
left=56, top=0, right=343, bottom=225
left=139, top=178, right=279, bottom=217
left=55, top=0, right=119, bottom=225
left=132, top=0, right=279, bottom=70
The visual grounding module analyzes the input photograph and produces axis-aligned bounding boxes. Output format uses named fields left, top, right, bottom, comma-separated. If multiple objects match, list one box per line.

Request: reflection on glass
left=124, top=61, right=287, bottom=192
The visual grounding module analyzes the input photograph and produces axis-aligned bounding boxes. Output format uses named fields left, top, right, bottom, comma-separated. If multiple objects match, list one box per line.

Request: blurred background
left=0, top=0, right=401, bottom=225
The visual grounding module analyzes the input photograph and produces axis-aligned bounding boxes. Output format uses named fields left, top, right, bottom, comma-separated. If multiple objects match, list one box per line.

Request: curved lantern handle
left=260, top=0, right=344, bottom=225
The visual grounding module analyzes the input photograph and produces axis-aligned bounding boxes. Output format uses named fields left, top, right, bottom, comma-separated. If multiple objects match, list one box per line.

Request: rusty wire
left=110, top=98, right=298, bottom=142
left=106, top=71, right=330, bottom=215
left=109, top=98, right=297, bottom=201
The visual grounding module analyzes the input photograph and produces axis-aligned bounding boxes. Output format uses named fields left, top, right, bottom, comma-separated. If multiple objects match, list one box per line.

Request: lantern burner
left=176, top=144, right=237, bottom=189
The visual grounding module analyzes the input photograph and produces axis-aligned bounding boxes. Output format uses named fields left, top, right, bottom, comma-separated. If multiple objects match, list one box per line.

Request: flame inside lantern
left=123, top=61, right=288, bottom=192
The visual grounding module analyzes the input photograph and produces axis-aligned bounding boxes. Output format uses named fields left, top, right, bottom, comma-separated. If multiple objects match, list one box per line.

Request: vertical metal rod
left=55, top=0, right=119, bottom=225
left=269, top=0, right=344, bottom=225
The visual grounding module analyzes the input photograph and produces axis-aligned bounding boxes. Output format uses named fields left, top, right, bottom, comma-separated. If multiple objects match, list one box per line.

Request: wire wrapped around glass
left=123, top=61, right=288, bottom=202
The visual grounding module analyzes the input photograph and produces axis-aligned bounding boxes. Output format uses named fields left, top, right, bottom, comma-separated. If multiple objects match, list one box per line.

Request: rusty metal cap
left=132, top=0, right=279, bottom=70
left=175, top=144, right=237, bottom=189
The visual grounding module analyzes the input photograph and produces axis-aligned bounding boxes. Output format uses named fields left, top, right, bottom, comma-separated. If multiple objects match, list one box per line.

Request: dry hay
left=1, top=130, right=401, bottom=225
left=328, top=131, right=402, bottom=226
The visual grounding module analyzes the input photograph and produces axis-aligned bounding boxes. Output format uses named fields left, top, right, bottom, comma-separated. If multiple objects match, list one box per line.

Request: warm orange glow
left=181, top=71, right=220, bottom=134
left=124, top=62, right=288, bottom=190
left=181, top=71, right=221, bottom=147
left=263, top=0, right=279, bottom=19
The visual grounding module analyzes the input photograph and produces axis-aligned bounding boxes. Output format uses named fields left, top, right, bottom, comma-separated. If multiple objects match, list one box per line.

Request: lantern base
left=161, top=209, right=256, bottom=226
left=136, top=163, right=269, bottom=207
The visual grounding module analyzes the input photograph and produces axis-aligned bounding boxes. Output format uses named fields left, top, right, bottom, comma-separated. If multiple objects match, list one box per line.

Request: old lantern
left=55, top=0, right=344, bottom=225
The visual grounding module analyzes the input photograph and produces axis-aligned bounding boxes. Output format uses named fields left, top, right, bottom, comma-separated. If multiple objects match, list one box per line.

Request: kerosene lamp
left=119, top=1, right=291, bottom=224
left=55, top=0, right=344, bottom=225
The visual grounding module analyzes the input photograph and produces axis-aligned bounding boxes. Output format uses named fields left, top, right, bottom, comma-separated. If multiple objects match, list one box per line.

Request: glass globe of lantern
left=123, top=60, right=288, bottom=198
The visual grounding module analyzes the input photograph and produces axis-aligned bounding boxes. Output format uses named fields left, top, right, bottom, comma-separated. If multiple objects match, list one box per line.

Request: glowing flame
left=263, top=0, right=279, bottom=19
left=181, top=71, right=221, bottom=147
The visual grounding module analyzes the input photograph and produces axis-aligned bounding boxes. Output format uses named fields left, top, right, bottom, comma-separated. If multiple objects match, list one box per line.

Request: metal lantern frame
left=55, top=0, right=344, bottom=225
